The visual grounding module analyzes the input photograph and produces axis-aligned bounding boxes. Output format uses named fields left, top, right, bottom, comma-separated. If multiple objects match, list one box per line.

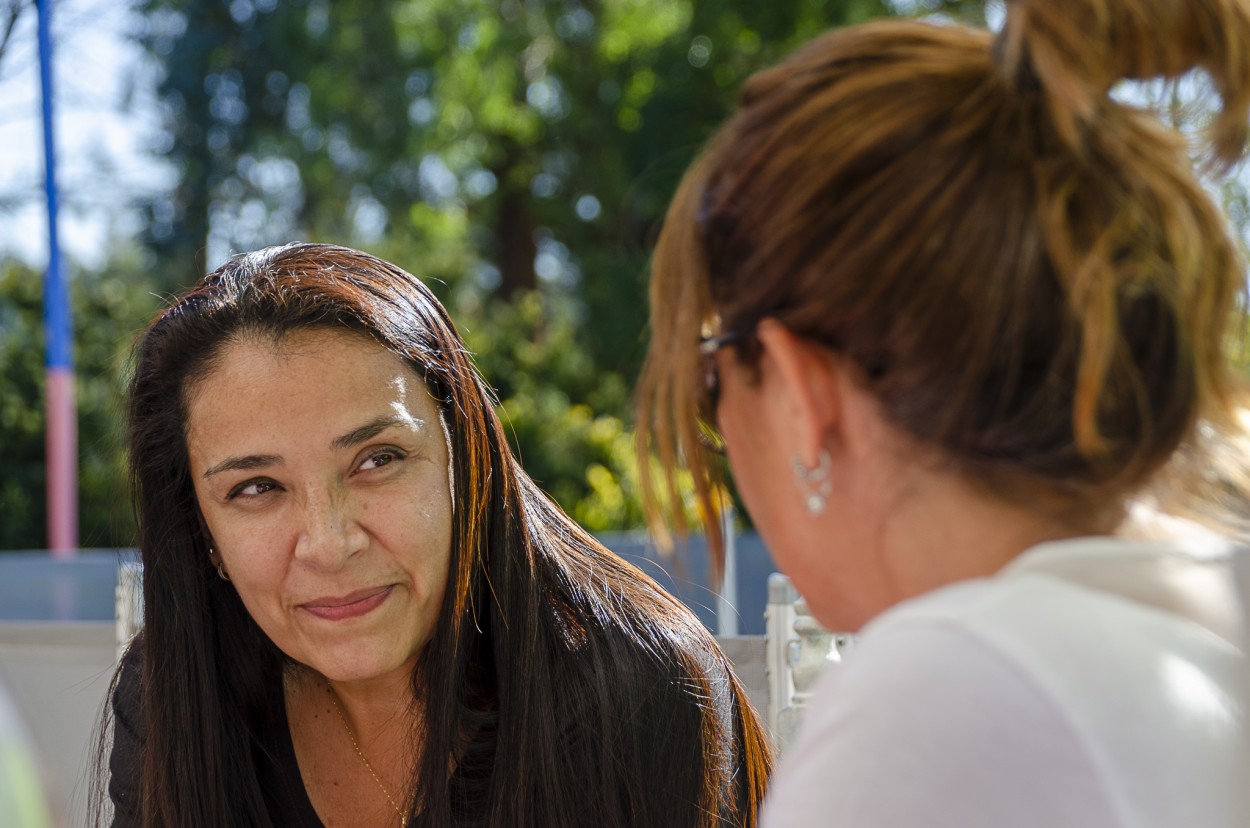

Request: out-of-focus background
left=1, top=0, right=1247, bottom=823
left=4, top=0, right=1245, bottom=549
left=1, top=5, right=1000, bottom=823
left=0, top=0, right=999, bottom=553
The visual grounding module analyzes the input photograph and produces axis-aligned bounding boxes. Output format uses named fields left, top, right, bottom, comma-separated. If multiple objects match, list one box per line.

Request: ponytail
left=640, top=2, right=1250, bottom=540
left=997, top=0, right=1250, bottom=167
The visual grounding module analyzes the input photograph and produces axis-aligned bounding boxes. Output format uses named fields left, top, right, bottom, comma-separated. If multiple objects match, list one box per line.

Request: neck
left=327, top=670, right=420, bottom=750
left=283, top=663, right=420, bottom=827
left=808, top=454, right=1117, bottom=631
left=877, top=472, right=1104, bottom=601
left=294, top=661, right=422, bottom=752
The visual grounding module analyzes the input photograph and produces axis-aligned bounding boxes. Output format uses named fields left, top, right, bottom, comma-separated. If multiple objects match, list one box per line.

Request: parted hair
left=98, top=243, right=771, bottom=827
left=639, top=0, right=1250, bottom=542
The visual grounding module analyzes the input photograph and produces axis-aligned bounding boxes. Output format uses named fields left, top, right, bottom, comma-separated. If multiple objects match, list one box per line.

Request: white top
left=761, top=536, right=1250, bottom=828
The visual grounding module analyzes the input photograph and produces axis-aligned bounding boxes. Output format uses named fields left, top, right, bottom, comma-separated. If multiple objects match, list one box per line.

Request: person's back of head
left=641, top=0, right=1250, bottom=536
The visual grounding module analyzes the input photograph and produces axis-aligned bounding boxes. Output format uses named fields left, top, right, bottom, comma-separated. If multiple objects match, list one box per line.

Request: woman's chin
left=291, top=645, right=422, bottom=687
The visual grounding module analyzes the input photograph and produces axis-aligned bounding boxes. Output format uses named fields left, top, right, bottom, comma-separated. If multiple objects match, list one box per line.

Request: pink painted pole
left=46, top=369, right=77, bottom=555
left=39, top=0, right=78, bottom=556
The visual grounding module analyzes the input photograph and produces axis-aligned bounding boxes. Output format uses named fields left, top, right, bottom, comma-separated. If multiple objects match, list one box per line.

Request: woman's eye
left=359, top=448, right=405, bottom=472
left=227, top=479, right=277, bottom=500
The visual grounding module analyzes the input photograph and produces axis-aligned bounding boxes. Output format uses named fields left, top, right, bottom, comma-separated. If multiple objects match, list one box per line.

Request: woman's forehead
left=185, top=330, right=440, bottom=447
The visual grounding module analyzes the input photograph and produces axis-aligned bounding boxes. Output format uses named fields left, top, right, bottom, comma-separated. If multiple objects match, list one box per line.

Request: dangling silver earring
left=793, top=450, right=833, bottom=516
left=210, top=548, right=229, bottom=581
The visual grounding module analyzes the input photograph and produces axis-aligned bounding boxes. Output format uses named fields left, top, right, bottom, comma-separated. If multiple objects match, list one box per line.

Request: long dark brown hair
left=98, top=242, right=770, bottom=826
left=638, top=0, right=1250, bottom=547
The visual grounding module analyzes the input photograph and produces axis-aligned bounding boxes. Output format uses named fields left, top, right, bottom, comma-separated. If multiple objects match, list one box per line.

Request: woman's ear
left=755, top=319, right=843, bottom=469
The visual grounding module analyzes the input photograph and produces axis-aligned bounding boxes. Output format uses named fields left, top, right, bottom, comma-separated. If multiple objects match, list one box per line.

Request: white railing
left=765, top=573, right=854, bottom=750
left=115, top=561, right=144, bottom=660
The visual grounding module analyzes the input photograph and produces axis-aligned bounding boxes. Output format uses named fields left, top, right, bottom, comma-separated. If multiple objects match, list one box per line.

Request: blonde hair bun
left=998, top=0, right=1250, bottom=166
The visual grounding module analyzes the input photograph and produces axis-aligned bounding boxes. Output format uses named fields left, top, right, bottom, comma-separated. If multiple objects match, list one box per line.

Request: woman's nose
left=294, top=488, right=367, bottom=567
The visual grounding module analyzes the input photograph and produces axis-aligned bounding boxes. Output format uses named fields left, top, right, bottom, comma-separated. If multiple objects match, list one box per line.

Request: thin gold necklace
left=325, top=684, right=408, bottom=827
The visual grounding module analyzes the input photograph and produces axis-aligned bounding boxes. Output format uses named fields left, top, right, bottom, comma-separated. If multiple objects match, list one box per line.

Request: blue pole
left=37, top=0, right=77, bottom=555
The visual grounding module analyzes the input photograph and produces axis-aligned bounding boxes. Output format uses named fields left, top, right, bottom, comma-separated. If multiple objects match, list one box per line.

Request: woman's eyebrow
left=331, top=414, right=411, bottom=451
left=200, top=416, right=415, bottom=479
left=202, top=454, right=282, bottom=479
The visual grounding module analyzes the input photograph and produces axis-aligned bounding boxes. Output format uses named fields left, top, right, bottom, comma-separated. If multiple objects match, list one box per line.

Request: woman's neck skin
left=715, top=320, right=1115, bottom=631
left=285, top=662, right=420, bottom=826
left=870, top=464, right=1098, bottom=610
left=321, top=659, right=421, bottom=746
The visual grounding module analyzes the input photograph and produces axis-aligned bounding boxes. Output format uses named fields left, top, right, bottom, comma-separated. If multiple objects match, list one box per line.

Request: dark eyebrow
left=330, top=414, right=409, bottom=451
left=201, top=416, right=411, bottom=479
left=202, top=454, right=282, bottom=479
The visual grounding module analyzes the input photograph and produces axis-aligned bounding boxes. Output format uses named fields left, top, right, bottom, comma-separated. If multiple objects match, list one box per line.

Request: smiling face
left=186, top=327, right=453, bottom=686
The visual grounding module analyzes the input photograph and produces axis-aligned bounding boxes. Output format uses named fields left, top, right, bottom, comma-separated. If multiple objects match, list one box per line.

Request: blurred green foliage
left=4, top=0, right=1245, bottom=548
left=116, top=0, right=894, bottom=540
left=0, top=252, right=158, bottom=549
left=460, top=291, right=642, bottom=528
left=6, top=0, right=910, bottom=549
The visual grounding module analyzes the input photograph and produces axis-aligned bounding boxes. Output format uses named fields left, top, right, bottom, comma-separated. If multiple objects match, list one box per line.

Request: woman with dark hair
left=101, top=242, right=771, bottom=827
left=638, top=0, right=1250, bottom=825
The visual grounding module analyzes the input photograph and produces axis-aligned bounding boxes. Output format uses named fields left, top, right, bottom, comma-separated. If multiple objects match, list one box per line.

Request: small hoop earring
left=793, top=449, right=833, bottom=516
left=210, top=547, right=230, bottom=581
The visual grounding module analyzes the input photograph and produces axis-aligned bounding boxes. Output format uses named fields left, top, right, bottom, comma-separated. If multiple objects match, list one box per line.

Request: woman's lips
left=301, top=585, right=394, bottom=621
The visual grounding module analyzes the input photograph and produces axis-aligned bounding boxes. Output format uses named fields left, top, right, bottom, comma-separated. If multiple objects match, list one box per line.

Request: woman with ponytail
left=638, top=1, right=1250, bottom=825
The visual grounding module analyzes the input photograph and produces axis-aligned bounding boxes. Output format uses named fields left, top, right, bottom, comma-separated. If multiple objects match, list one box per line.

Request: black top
left=110, top=644, right=324, bottom=826
left=107, top=638, right=741, bottom=826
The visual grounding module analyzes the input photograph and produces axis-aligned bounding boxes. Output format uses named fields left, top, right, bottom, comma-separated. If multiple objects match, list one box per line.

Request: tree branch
left=0, top=0, right=28, bottom=67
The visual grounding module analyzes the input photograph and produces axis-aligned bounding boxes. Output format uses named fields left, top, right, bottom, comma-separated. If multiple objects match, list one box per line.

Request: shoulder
left=542, top=548, right=755, bottom=817
left=762, top=538, right=1250, bottom=828
left=864, top=537, right=1247, bottom=690
left=112, top=635, right=146, bottom=740
left=764, top=602, right=1120, bottom=827
left=541, top=536, right=728, bottom=686
left=552, top=571, right=735, bottom=717
left=108, top=635, right=147, bottom=826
